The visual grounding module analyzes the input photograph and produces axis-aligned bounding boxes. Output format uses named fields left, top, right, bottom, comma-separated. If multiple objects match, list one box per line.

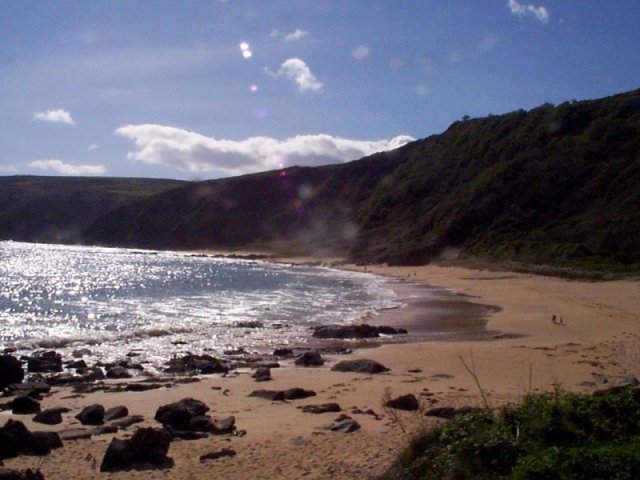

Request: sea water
left=0, top=241, right=399, bottom=370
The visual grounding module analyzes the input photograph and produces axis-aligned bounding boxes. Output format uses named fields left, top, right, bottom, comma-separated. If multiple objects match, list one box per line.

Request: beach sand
left=3, top=263, right=640, bottom=479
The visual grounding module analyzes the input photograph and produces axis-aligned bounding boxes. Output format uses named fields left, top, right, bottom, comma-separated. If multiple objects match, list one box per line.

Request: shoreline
left=3, top=256, right=640, bottom=479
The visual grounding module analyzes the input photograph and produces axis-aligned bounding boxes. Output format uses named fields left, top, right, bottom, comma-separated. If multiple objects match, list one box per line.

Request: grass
left=383, top=387, right=640, bottom=479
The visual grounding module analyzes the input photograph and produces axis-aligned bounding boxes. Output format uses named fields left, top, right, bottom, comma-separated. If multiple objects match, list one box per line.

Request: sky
left=1, top=1, right=639, bottom=180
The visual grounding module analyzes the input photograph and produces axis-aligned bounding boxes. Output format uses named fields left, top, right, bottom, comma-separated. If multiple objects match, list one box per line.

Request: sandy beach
left=3, top=262, right=640, bottom=479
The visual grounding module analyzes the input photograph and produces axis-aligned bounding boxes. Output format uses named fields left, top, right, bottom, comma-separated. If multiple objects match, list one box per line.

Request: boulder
left=331, top=359, right=390, bottom=374
left=0, top=420, right=50, bottom=459
left=30, top=432, right=62, bottom=451
left=26, top=352, right=62, bottom=373
left=384, top=394, right=420, bottom=411
left=33, top=409, right=63, bottom=425
left=0, top=356, right=24, bottom=389
left=252, top=366, right=271, bottom=382
left=75, top=404, right=105, bottom=425
left=294, top=351, right=324, bottom=367
left=248, top=390, right=285, bottom=401
left=154, top=398, right=209, bottom=430
left=10, top=396, right=40, bottom=415
left=100, top=428, right=172, bottom=472
left=283, top=388, right=316, bottom=400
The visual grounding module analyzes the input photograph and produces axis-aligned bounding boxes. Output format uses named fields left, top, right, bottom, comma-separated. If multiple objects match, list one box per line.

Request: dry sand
left=3, top=262, right=640, bottom=479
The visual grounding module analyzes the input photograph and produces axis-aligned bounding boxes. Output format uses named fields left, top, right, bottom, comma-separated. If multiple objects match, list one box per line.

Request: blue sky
left=1, top=1, right=639, bottom=180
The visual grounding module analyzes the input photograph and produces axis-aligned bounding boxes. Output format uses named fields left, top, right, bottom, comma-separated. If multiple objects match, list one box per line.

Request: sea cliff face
left=2, top=88, right=640, bottom=272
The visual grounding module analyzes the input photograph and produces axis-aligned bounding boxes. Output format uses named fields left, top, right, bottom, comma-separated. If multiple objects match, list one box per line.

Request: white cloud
left=268, top=58, right=323, bottom=93
left=88, top=144, right=99, bottom=151
left=352, top=45, right=370, bottom=61
left=115, top=124, right=415, bottom=175
left=284, top=29, right=309, bottom=42
left=507, top=0, right=549, bottom=23
left=33, top=108, right=75, bottom=125
left=28, top=159, right=106, bottom=176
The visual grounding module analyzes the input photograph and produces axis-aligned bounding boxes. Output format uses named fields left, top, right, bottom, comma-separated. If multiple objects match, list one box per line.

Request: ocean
left=0, top=241, right=400, bottom=371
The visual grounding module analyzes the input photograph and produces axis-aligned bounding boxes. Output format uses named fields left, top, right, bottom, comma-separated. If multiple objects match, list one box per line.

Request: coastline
left=3, top=257, right=640, bottom=479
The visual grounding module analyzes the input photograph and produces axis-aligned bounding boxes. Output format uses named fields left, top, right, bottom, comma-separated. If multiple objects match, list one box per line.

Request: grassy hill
left=2, top=88, right=639, bottom=273
left=0, top=176, right=184, bottom=244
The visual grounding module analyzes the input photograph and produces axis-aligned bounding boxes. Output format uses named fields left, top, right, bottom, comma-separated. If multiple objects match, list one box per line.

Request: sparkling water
left=0, top=241, right=399, bottom=370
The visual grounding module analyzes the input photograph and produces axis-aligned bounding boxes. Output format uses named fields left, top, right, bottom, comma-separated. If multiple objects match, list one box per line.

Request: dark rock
left=10, top=396, right=40, bottom=415
left=248, top=388, right=316, bottom=401
left=199, top=448, right=236, bottom=462
left=154, top=398, right=209, bottom=430
left=312, top=324, right=407, bottom=339
left=75, top=404, right=105, bottom=425
left=26, top=351, right=62, bottom=373
left=273, top=348, right=294, bottom=357
left=385, top=394, right=420, bottom=411
left=294, top=351, right=324, bottom=367
left=0, top=420, right=50, bottom=458
left=252, top=366, right=271, bottom=382
left=33, top=409, right=63, bottom=425
left=324, top=414, right=361, bottom=433
left=283, top=388, right=316, bottom=400
left=106, top=366, right=131, bottom=379
left=331, top=359, right=390, bottom=374
left=0, top=468, right=45, bottom=480
left=30, top=431, right=62, bottom=451
left=424, top=407, right=457, bottom=419
left=6, top=383, right=50, bottom=397
left=100, top=428, right=172, bottom=472
left=100, top=438, right=133, bottom=472
left=164, top=354, right=228, bottom=375
left=0, top=356, right=24, bottom=389
left=65, top=360, right=87, bottom=370
left=248, top=390, right=285, bottom=401
left=300, top=403, right=341, bottom=414
left=223, top=348, right=247, bottom=356
left=104, top=406, right=129, bottom=422
left=130, top=428, right=172, bottom=464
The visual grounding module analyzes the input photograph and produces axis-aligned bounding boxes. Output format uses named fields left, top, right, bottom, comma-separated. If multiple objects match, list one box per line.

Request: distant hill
left=2, top=88, right=639, bottom=273
left=0, top=176, right=184, bottom=244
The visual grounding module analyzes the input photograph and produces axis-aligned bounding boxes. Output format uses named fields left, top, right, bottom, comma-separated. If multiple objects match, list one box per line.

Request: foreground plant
left=384, top=387, right=640, bottom=479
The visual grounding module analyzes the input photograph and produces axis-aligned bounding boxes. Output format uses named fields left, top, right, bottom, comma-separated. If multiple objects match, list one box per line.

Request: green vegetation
left=385, top=388, right=640, bottom=480
left=0, top=176, right=184, bottom=244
